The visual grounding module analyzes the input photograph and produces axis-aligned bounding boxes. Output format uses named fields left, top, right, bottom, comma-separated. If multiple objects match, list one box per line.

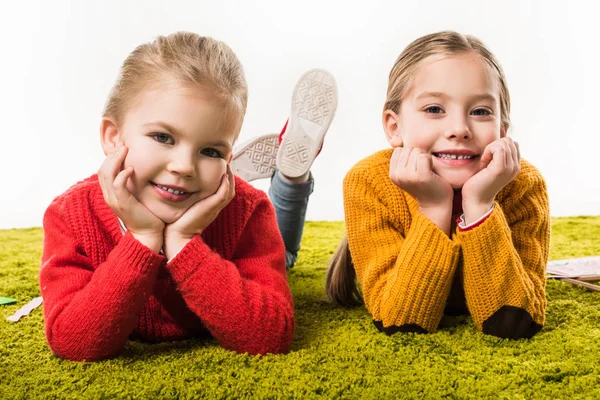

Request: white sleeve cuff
left=458, top=205, right=494, bottom=229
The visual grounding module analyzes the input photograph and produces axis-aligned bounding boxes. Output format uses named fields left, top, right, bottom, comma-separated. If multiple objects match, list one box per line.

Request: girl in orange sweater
left=326, top=31, right=550, bottom=339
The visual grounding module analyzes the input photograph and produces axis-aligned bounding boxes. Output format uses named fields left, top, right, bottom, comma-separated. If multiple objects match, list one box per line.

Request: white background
left=1, top=0, right=599, bottom=229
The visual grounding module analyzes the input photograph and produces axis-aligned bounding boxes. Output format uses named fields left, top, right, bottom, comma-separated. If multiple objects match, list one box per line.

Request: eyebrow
left=415, top=91, right=497, bottom=103
left=143, top=121, right=233, bottom=151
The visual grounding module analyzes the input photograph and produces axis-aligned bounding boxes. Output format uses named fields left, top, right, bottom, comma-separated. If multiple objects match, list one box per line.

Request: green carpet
left=1, top=217, right=599, bottom=399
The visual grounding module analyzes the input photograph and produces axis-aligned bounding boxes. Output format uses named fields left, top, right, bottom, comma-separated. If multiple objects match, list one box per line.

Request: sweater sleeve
left=344, top=166, right=461, bottom=333
left=456, top=167, right=550, bottom=338
left=39, top=200, right=165, bottom=361
left=165, top=196, right=294, bottom=355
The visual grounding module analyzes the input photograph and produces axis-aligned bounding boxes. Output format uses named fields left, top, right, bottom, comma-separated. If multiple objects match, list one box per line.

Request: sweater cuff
left=382, top=210, right=461, bottom=331
left=112, top=231, right=166, bottom=275
left=456, top=205, right=494, bottom=231
left=456, top=203, right=523, bottom=326
left=166, top=235, right=215, bottom=283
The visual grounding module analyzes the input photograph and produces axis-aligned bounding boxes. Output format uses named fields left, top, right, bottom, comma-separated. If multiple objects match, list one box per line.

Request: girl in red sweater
left=40, top=32, right=301, bottom=361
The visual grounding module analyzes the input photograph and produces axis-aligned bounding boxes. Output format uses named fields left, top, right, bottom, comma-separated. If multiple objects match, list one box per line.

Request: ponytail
left=325, top=235, right=363, bottom=307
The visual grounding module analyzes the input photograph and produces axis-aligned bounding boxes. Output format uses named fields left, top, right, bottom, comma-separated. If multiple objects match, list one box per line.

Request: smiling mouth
left=433, top=152, right=478, bottom=160
left=151, top=182, right=190, bottom=195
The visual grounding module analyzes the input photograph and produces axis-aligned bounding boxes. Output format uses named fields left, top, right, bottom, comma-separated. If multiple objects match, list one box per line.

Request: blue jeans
left=268, top=171, right=314, bottom=269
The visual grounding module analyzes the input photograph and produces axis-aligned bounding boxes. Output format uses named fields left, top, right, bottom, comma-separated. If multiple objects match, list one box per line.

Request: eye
left=200, top=148, right=223, bottom=158
left=151, top=133, right=174, bottom=144
left=472, top=108, right=492, bottom=116
left=424, top=106, right=444, bottom=114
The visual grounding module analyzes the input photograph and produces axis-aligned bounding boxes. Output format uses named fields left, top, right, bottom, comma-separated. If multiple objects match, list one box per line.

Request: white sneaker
left=276, top=69, right=338, bottom=178
left=231, top=134, right=279, bottom=182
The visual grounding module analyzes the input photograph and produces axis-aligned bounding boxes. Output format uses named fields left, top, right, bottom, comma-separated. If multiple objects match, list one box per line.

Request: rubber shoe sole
left=231, top=134, right=279, bottom=182
left=276, top=69, right=338, bottom=178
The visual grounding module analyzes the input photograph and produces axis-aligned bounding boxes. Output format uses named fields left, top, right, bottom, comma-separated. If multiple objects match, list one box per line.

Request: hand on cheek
left=461, top=137, right=520, bottom=224
left=389, top=147, right=454, bottom=235
left=98, top=142, right=165, bottom=252
left=163, top=165, right=235, bottom=260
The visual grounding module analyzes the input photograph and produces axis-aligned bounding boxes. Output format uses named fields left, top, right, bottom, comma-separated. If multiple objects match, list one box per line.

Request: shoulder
left=42, top=175, right=110, bottom=245
left=498, top=159, right=547, bottom=201
left=231, top=175, right=270, bottom=207
left=497, top=159, right=549, bottom=220
left=343, top=149, right=412, bottom=220
left=344, top=149, right=393, bottom=183
left=344, top=148, right=405, bottom=200
left=46, top=175, right=100, bottom=214
left=219, top=176, right=273, bottom=223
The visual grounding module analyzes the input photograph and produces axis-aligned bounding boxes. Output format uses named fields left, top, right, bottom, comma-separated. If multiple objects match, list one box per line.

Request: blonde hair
left=326, top=31, right=511, bottom=307
left=103, top=32, right=248, bottom=130
left=385, top=30, right=511, bottom=131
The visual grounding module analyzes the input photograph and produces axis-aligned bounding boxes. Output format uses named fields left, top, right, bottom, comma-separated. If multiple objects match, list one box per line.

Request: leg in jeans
left=230, top=69, right=337, bottom=269
left=268, top=171, right=314, bottom=269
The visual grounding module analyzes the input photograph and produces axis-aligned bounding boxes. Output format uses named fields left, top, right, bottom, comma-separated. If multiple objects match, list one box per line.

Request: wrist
left=418, top=203, right=452, bottom=236
left=462, top=200, right=494, bottom=225
left=163, top=233, right=195, bottom=260
left=131, top=232, right=163, bottom=254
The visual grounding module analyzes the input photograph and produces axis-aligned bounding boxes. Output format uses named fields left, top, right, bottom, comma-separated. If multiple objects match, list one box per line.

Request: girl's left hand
left=461, top=137, right=520, bottom=222
left=163, top=165, right=236, bottom=259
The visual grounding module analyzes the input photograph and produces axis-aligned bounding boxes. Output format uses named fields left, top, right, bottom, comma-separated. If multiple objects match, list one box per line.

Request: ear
left=383, top=109, right=403, bottom=147
left=100, top=118, right=121, bottom=156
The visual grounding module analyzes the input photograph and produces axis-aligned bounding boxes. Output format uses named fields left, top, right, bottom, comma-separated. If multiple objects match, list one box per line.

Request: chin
left=149, top=205, right=188, bottom=225
left=440, top=174, right=469, bottom=190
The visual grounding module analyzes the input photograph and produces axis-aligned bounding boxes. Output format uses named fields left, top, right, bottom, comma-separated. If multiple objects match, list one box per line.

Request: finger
left=98, top=144, right=125, bottom=198
left=397, top=146, right=410, bottom=170
left=503, top=138, right=512, bottom=166
left=480, top=142, right=498, bottom=167
left=511, top=140, right=520, bottom=167
left=226, top=165, right=236, bottom=201
left=98, top=143, right=121, bottom=182
left=105, top=144, right=128, bottom=181
left=114, top=166, right=133, bottom=191
left=217, top=172, right=231, bottom=202
left=390, top=148, right=401, bottom=175
left=112, top=167, right=134, bottom=204
left=505, top=139, right=516, bottom=166
left=416, top=153, right=432, bottom=176
left=407, top=148, right=422, bottom=173
left=390, top=147, right=409, bottom=179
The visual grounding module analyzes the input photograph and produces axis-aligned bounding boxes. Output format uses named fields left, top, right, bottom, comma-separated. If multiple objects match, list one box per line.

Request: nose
left=444, top=115, right=472, bottom=141
left=167, top=149, right=196, bottom=178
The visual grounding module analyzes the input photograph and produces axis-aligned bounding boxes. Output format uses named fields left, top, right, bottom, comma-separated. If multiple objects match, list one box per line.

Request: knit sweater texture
left=40, top=175, right=294, bottom=361
left=344, top=149, right=550, bottom=336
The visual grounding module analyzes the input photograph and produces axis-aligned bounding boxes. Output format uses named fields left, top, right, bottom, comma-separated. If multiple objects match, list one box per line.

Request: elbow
left=46, top=326, right=123, bottom=362
left=223, top=309, right=295, bottom=356
left=481, top=306, right=543, bottom=339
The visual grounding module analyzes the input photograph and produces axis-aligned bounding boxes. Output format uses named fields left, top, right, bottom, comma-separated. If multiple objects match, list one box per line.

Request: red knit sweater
left=40, top=175, right=294, bottom=361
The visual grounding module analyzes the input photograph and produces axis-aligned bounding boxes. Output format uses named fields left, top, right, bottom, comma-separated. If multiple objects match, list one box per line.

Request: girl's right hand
left=98, top=143, right=165, bottom=252
left=389, top=147, right=454, bottom=234
left=389, top=147, right=454, bottom=208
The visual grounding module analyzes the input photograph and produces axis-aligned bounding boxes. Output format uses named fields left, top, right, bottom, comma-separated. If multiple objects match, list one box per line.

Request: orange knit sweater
left=343, top=149, right=550, bottom=336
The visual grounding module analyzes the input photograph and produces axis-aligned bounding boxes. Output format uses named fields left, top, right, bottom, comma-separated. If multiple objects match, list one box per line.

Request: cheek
left=122, top=147, right=154, bottom=193
left=198, top=159, right=227, bottom=197
left=399, top=117, right=437, bottom=148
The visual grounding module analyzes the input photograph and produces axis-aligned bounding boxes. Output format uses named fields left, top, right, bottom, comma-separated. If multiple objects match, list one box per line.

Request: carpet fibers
left=1, top=217, right=599, bottom=399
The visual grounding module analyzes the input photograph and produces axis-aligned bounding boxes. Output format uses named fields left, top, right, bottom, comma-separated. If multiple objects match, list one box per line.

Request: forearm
left=462, top=200, right=494, bottom=226
left=418, top=202, right=452, bottom=236
left=353, top=211, right=461, bottom=332
left=42, top=233, right=164, bottom=361
left=458, top=206, right=546, bottom=334
left=166, top=236, right=294, bottom=354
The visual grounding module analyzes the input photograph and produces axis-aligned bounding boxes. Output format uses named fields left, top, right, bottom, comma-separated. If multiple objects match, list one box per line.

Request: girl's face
left=109, top=84, right=239, bottom=224
left=384, top=53, right=506, bottom=189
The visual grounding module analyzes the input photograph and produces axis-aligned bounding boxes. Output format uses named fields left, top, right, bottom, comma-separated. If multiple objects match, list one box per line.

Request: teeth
left=156, top=184, right=185, bottom=195
left=435, top=153, right=474, bottom=160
